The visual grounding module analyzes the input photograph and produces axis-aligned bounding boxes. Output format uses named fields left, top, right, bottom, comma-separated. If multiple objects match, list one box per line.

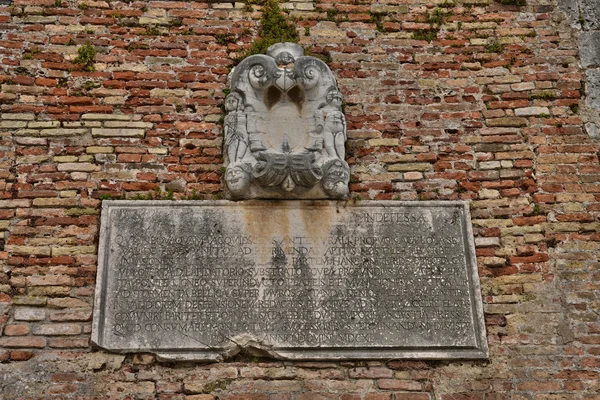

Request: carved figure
left=224, top=42, right=350, bottom=199
left=322, top=159, right=350, bottom=199
left=320, top=88, right=346, bottom=160
left=224, top=92, right=249, bottom=163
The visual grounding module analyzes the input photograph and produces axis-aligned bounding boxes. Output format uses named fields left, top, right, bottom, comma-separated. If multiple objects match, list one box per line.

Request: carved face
left=322, top=160, right=349, bottom=198
left=226, top=164, right=251, bottom=196
left=324, top=181, right=348, bottom=198
left=323, top=163, right=349, bottom=185
left=327, top=91, right=343, bottom=108
left=225, top=93, right=242, bottom=112
left=275, top=51, right=295, bottom=66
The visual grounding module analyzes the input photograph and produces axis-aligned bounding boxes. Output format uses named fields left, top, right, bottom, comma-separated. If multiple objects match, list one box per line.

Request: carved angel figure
left=224, top=92, right=249, bottom=163
left=320, top=88, right=346, bottom=161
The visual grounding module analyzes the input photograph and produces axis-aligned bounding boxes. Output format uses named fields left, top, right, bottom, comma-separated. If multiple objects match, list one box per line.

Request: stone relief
left=223, top=42, right=350, bottom=199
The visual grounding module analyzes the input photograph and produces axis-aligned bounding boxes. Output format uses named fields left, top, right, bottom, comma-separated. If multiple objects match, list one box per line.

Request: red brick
left=3, top=324, right=31, bottom=336
left=516, top=381, right=562, bottom=391
left=8, top=350, right=34, bottom=361
left=441, top=395, right=482, bottom=400
left=117, top=154, right=143, bottom=163
left=51, top=373, right=85, bottom=382
left=366, top=394, right=392, bottom=400
left=349, top=367, right=393, bottom=379
left=513, top=216, right=547, bottom=226
left=552, top=370, right=598, bottom=380
left=156, top=381, right=183, bottom=393
left=378, top=379, right=422, bottom=391
left=394, top=394, right=431, bottom=400
left=0, top=337, right=46, bottom=348
left=48, top=337, right=89, bottom=348
left=47, top=383, right=79, bottom=395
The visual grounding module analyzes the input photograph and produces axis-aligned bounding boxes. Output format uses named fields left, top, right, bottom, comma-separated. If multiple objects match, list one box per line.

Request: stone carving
left=223, top=43, right=350, bottom=199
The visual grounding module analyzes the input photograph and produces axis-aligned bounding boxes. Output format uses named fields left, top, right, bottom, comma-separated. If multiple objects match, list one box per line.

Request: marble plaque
left=92, top=201, right=488, bottom=361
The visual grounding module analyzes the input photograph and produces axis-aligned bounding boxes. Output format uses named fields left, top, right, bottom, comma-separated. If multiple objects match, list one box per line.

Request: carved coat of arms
left=224, top=42, right=350, bottom=199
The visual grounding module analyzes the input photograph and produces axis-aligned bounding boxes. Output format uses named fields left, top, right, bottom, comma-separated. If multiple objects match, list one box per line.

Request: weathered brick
left=47, top=297, right=90, bottom=309
left=0, top=200, right=31, bottom=208
left=0, top=120, right=28, bottom=128
left=81, top=113, right=131, bottom=121
left=86, top=146, right=114, bottom=154
left=49, top=310, right=92, bottom=322
left=4, top=324, right=31, bottom=336
left=378, top=379, right=422, bottom=391
left=28, top=121, right=60, bottom=128
left=486, top=117, right=528, bottom=127
left=107, top=381, right=155, bottom=395
left=56, top=163, right=101, bottom=172
left=12, top=296, right=48, bottom=306
left=32, top=198, right=79, bottom=207
left=515, top=107, right=550, bottom=116
left=1, top=113, right=35, bottom=120
left=91, top=128, right=145, bottom=137
left=33, top=324, right=82, bottom=335
left=388, top=163, right=432, bottom=172
left=27, top=275, right=74, bottom=286
left=39, top=128, right=88, bottom=136
left=5, top=245, right=51, bottom=256
left=0, top=337, right=46, bottom=348
left=369, top=139, right=400, bottom=147
left=9, top=350, right=34, bottom=361
left=185, top=394, right=215, bottom=400
left=51, top=246, right=96, bottom=256
left=348, top=367, right=393, bottom=379
left=28, top=287, right=71, bottom=297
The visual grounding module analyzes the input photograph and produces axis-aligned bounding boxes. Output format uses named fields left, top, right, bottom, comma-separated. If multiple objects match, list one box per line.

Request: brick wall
left=1, top=0, right=599, bottom=398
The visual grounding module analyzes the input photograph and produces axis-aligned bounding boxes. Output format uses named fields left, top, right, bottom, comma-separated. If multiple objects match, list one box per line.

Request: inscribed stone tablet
left=92, top=200, right=488, bottom=361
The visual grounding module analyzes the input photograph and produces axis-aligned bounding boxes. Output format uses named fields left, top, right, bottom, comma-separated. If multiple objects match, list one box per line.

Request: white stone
left=92, top=200, right=487, bottom=361
left=14, top=307, right=46, bottom=321
left=515, top=107, right=550, bottom=116
left=224, top=43, right=349, bottom=200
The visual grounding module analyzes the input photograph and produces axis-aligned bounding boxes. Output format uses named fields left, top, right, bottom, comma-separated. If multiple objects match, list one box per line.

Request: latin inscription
left=93, top=202, right=488, bottom=360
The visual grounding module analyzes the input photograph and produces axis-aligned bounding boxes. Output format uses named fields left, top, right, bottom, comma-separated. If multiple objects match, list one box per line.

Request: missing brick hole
left=0, top=238, right=4, bottom=252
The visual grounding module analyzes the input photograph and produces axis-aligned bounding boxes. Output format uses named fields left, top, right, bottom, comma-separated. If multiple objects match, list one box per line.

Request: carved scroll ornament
left=223, top=43, right=350, bottom=199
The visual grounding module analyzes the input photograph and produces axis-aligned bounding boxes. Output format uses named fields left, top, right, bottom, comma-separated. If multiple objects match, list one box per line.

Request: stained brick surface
left=0, top=0, right=599, bottom=398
